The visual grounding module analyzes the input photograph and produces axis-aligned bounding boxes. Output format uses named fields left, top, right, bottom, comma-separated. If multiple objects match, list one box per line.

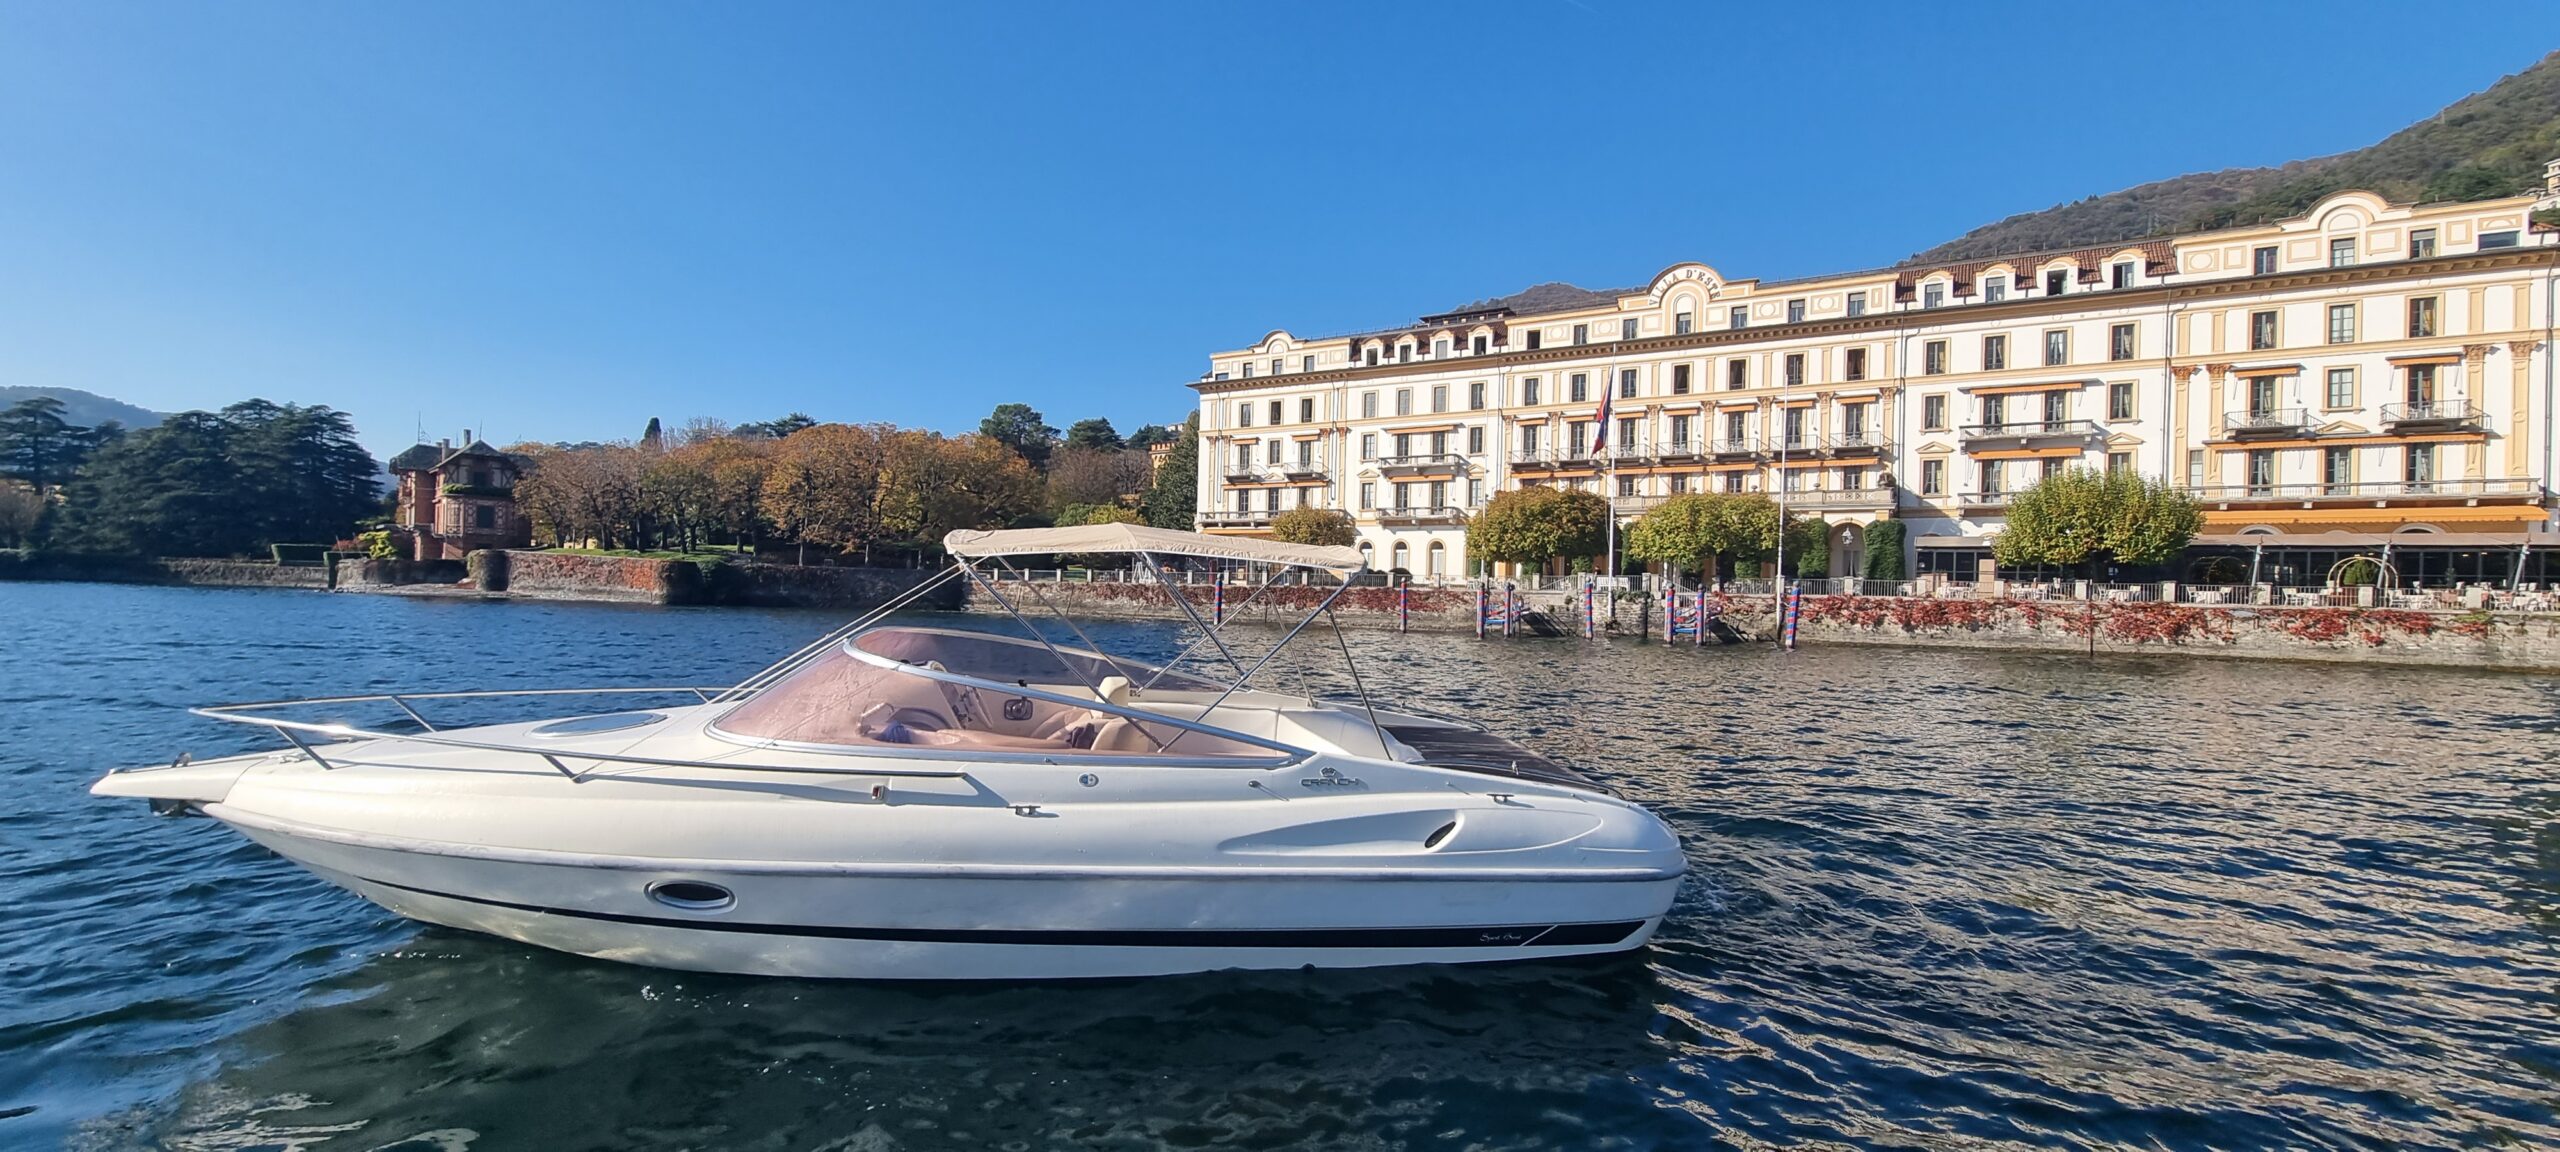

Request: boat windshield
left=710, top=627, right=1278, bottom=760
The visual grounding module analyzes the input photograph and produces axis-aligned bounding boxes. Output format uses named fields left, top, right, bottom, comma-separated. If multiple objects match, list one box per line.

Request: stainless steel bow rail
left=177, top=686, right=975, bottom=783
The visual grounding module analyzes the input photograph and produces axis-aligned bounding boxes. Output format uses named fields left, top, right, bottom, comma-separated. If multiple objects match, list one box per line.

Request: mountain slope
left=1908, top=50, right=2560, bottom=264
left=0, top=386, right=167, bottom=431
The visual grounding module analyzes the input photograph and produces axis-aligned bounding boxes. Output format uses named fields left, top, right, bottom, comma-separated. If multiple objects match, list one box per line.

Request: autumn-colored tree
left=877, top=430, right=1042, bottom=544
left=759, top=423, right=888, bottom=562
left=512, top=442, right=647, bottom=549
left=1268, top=507, right=1355, bottom=548
left=1045, top=446, right=1152, bottom=513
left=1465, top=485, right=1608, bottom=571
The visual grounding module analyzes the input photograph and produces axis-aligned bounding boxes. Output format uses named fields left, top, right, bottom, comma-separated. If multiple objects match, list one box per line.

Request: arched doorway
left=1425, top=541, right=1446, bottom=580
left=1389, top=541, right=1410, bottom=575
left=1829, top=522, right=1864, bottom=581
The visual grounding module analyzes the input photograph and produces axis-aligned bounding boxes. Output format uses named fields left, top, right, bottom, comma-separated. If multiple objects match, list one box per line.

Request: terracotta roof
left=388, top=439, right=516, bottom=473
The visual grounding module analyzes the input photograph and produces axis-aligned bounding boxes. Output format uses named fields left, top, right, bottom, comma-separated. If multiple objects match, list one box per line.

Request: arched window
left=1390, top=542, right=1411, bottom=573
left=1426, top=542, right=1447, bottom=578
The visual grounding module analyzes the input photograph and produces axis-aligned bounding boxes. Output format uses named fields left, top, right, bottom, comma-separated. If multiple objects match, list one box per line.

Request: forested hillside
left=1908, top=50, right=2560, bottom=264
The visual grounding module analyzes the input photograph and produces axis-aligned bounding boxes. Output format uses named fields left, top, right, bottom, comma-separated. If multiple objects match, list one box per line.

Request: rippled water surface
left=4, top=582, right=2557, bottom=1150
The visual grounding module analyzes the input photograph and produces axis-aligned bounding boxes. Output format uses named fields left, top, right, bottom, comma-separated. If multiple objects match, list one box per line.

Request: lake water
left=3, top=582, right=2556, bottom=1150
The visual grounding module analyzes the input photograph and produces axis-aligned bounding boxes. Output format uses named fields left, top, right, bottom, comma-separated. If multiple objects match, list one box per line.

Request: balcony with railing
left=1826, top=432, right=1892, bottom=457
left=1956, top=490, right=2016, bottom=510
left=1200, top=508, right=1273, bottom=529
left=1780, top=487, right=1897, bottom=510
left=1599, top=440, right=1654, bottom=466
left=1508, top=448, right=1558, bottom=471
left=2181, top=477, right=2544, bottom=505
left=1708, top=437, right=1762, bottom=460
left=1961, top=420, right=2100, bottom=449
left=1221, top=462, right=1267, bottom=484
left=2380, top=400, right=2484, bottom=431
left=1373, top=504, right=1473, bottom=527
left=2220, top=408, right=2311, bottom=439
left=1280, top=456, right=1329, bottom=481
left=1658, top=437, right=1705, bottom=461
left=1376, top=453, right=1466, bottom=477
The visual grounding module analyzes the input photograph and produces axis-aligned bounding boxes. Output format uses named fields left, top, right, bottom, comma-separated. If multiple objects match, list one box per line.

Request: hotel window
left=1572, top=324, right=1588, bottom=345
left=1847, top=293, right=1867, bottom=318
left=1430, top=385, right=1448, bottom=413
left=1241, top=363, right=1254, bottom=379
left=2479, top=230, right=2522, bottom=249
left=1393, top=482, right=1412, bottom=509
left=1727, top=359, right=1747, bottom=388
left=1669, top=473, right=1692, bottom=495
left=1569, top=423, right=1589, bottom=456
left=1467, top=426, right=1484, bottom=454
left=2252, top=246, right=2278, bottom=275
left=1723, top=411, right=1747, bottom=444
left=1617, top=416, right=1638, bottom=451
left=1619, top=368, right=1638, bottom=399
left=1233, top=490, right=1249, bottom=513
left=2107, top=451, right=2132, bottom=474
left=2407, top=296, right=2439, bottom=338
left=2249, top=310, right=2278, bottom=350
left=1620, top=318, right=1638, bottom=340
left=2246, top=449, right=2275, bottom=495
left=1569, top=373, right=1588, bottom=403
left=2406, top=363, right=2438, bottom=404
left=2325, top=367, right=2355, bottom=409
left=1429, top=431, right=1448, bottom=456
left=1302, top=354, right=1316, bottom=372
left=2329, top=237, right=2356, bottom=267
left=1783, top=354, right=1805, bottom=388
left=1268, top=400, right=1283, bottom=425
left=1983, top=276, right=2006, bottom=303
left=1433, top=338, right=1450, bottom=358
left=1675, top=310, right=1693, bottom=335
left=1364, top=347, right=1379, bottom=366
left=1270, top=358, right=1282, bottom=376
left=2108, top=381, right=2135, bottom=421
left=1392, top=433, right=1412, bottom=458
left=2111, top=261, right=2134, bottom=289
left=1669, top=414, right=1691, bottom=448
left=2044, top=268, right=2068, bottom=295
left=1729, top=305, right=1748, bottom=329
left=2042, top=458, right=2067, bottom=482
left=2326, top=303, right=2355, bottom=344
left=1525, top=330, right=1542, bottom=351
left=1921, top=394, right=1947, bottom=430
left=1672, top=363, right=1692, bottom=394
left=1786, top=299, right=1806, bottom=323
left=1617, top=475, right=1639, bottom=500
left=1236, top=403, right=1253, bottom=427
left=1980, top=395, right=2006, bottom=428
left=1467, top=478, right=1484, bottom=505
left=1519, top=424, right=1542, bottom=453
left=2408, top=229, right=2437, bottom=259
left=1468, top=381, right=1485, bottom=410
left=1269, top=489, right=1286, bottom=513
left=1722, top=472, right=1744, bottom=493
left=1358, top=482, right=1374, bottom=510
left=1982, top=334, right=2007, bottom=371
left=1267, top=440, right=1283, bottom=466
left=2044, top=329, right=2069, bottom=367
left=1844, top=348, right=1867, bottom=381
left=1923, top=340, right=1948, bottom=375
left=2323, top=446, right=2353, bottom=493
left=1234, top=444, right=1253, bottom=472
left=2186, top=449, right=2204, bottom=489
left=2109, top=322, right=2136, bottom=361
left=1360, top=391, right=1378, bottom=418
left=1394, top=389, right=1413, bottom=416
left=1398, top=344, right=1412, bottom=363
left=1359, top=433, right=1376, bottom=460
left=1842, top=467, right=1865, bottom=491
left=2405, top=444, right=2436, bottom=488
left=1922, top=282, right=1944, bottom=309
left=1299, top=398, right=1315, bottom=422
left=1296, top=440, right=1314, bottom=467
left=1472, top=335, right=1488, bottom=355
left=1978, top=460, right=2003, bottom=496
left=1522, top=377, right=1542, bottom=406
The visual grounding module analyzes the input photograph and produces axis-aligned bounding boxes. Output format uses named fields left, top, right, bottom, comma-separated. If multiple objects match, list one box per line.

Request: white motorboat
left=93, top=524, right=1684, bottom=980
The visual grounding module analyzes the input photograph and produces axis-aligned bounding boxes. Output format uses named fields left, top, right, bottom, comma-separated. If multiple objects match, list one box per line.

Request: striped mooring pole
left=1397, top=577, right=1410, bottom=633
left=1475, top=584, right=1487, bottom=639
left=1582, top=580, right=1595, bottom=639
left=1781, top=583, right=1801, bottom=650
left=1212, top=571, right=1225, bottom=627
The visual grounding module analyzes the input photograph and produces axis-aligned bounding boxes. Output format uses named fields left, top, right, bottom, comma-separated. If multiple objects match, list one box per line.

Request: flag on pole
left=1590, top=376, right=1616, bottom=454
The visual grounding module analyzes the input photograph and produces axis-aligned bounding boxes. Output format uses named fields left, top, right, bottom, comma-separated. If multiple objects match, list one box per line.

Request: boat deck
left=1379, top=724, right=1605, bottom=792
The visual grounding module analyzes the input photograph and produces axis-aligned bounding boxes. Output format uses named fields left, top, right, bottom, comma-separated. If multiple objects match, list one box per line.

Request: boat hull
left=232, top=819, right=1678, bottom=979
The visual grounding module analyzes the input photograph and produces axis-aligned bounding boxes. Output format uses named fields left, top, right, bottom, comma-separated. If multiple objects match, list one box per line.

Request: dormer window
left=2044, top=268, right=2068, bottom=295
left=1983, top=276, right=2006, bottom=303
left=1472, top=335, right=1488, bottom=355
left=1922, top=283, right=1944, bottom=309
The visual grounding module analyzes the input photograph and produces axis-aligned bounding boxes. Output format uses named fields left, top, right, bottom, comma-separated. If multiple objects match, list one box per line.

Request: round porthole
left=531, top=712, right=666, bottom=738
left=646, top=880, right=735, bottom=912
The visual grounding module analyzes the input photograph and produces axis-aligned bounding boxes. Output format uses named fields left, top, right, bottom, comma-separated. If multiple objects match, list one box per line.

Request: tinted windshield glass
left=849, top=628, right=1220, bottom=693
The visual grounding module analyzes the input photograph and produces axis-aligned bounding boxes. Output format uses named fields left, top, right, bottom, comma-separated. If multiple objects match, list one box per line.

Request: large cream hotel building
left=1189, top=163, right=2560, bottom=584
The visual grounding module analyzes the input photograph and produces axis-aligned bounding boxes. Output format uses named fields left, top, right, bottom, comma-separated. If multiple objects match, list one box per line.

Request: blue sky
left=0, top=2, right=2545, bottom=459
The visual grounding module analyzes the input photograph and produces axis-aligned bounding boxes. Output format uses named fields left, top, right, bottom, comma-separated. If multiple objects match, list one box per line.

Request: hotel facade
left=1188, top=163, right=2560, bottom=586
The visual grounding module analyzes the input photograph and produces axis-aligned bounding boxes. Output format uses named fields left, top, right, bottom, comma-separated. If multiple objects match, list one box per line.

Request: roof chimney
left=438, top=437, right=451, bottom=455
left=462, top=428, right=473, bottom=445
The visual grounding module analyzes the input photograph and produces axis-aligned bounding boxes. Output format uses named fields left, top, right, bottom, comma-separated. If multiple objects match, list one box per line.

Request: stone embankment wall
left=0, top=551, right=329, bottom=590
left=1787, top=594, right=2560, bottom=671
left=959, top=578, right=1484, bottom=631
left=471, top=550, right=956, bottom=610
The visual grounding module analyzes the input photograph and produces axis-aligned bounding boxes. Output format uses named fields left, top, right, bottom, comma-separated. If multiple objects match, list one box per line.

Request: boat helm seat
left=1096, top=676, right=1132, bottom=706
